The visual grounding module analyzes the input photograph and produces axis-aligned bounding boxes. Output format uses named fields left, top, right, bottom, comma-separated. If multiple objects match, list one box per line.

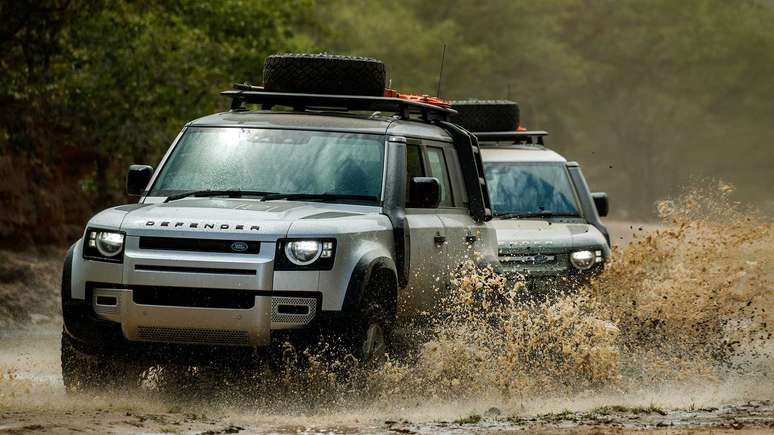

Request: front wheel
left=344, top=273, right=396, bottom=368
left=361, top=322, right=387, bottom=364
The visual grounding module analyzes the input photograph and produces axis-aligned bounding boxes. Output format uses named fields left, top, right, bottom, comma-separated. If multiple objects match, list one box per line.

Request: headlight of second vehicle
left=276, top=239, right=336, bottom=270
left=84, top=228, right=125, bottom=262
left=570, top=250, right=598, bottom=270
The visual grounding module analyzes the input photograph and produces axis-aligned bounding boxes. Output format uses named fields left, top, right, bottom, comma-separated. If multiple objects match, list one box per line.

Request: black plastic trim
left=382, top=137, right=410, bottom=287
left=342, top=255, right=397, bottom=312
left=139, top=236, right=260, bottom=254
left=132, top=287, right=258, bottom=309
left=435, top=121, right=493, bottom=222
left=134, top=265, right=257, bottom=275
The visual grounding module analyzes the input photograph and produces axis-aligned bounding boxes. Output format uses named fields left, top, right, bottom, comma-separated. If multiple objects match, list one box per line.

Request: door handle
left=465, top=234, right=478, bottom=244
left=434, top=235, right=447, bottom=246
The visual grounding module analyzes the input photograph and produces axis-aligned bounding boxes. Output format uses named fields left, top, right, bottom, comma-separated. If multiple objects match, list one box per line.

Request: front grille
left=498, top=253, right=558, bottom=265
left=139, top=236, right=260, bottom=254
left=136, top=326, right=249, bottom=346
left=133, top=287, right=256, bottom=309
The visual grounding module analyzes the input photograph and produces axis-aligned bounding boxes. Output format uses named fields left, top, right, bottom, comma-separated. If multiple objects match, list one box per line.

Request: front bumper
left=93, top=287, right=272, bottom=346
left=66, top=236, right=322, bottom=349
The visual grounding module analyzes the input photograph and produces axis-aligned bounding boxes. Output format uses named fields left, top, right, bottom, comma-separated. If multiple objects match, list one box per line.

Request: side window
left=406, top=144, right=424, bottom=206
left=425, top=147, right=453, bottom=207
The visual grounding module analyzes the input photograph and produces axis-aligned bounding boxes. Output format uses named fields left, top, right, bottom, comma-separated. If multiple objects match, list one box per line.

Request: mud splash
left=369, top=183, right=771, bottom=409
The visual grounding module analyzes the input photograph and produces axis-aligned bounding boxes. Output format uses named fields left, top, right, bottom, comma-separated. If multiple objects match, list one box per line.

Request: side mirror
left=127, top=165, right=154, bottom=196
left=409, top=177, right=440, bottom=208
left=591, top=192, right=609, bottom=217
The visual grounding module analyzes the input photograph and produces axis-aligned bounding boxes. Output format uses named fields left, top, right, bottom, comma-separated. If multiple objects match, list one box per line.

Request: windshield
left=484, top=162, right=581, bottom=217
left=150, top=127, right=385, bottom=202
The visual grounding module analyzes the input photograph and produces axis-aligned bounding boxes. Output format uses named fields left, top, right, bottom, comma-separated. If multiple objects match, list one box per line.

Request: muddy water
left=1, top=185, right=773, bottom=433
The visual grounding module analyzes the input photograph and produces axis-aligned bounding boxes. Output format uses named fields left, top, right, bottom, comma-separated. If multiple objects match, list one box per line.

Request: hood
left=117, top=199, right=368, bottom=239
left=491, top=218, right=605, bottom=252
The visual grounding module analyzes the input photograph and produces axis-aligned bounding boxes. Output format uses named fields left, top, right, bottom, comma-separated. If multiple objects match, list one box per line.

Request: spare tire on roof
left=263, top=53, right=386, bottom=96
left=449, top=100, right=520, bottom=132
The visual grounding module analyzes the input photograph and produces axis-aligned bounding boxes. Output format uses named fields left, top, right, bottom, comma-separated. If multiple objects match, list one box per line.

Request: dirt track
left=1, top=219, right=773, bottom=434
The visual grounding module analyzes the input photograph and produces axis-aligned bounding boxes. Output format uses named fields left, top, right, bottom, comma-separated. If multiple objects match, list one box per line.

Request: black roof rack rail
left=473, top=130, right=549, bottom=145
left=221, top=87, right=457, bottom=122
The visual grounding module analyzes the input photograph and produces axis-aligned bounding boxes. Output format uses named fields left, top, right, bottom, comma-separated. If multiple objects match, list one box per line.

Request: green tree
left=0, top=0, right=313, bottom=242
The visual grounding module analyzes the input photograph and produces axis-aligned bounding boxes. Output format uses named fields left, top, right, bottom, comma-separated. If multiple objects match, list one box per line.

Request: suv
left=451, top=100, right=610, bottom=294
left=60, top=55, right=497, bottom=390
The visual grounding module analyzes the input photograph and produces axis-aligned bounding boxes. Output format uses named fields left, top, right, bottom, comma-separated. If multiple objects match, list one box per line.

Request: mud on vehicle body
left=61, top=54, right=497, bottom=391
left=451, top=100, right=610, bottom=295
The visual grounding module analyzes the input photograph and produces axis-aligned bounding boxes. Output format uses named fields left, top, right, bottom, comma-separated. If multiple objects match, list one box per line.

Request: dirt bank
left=0, top=248, right=63, bottom=331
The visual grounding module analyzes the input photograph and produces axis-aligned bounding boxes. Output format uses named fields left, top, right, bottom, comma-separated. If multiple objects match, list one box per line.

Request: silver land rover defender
left=451, top=100, right=610, bottom=294
left=60, top=55, right=497, bottom=390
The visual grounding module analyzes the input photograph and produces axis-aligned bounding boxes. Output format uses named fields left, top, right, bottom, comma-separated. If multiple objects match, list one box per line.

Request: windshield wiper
left=495, top=210, right=580, bottom=219
left=260, top=193, right=378, bottom=203
left=164, top=190, right=275, bottom=203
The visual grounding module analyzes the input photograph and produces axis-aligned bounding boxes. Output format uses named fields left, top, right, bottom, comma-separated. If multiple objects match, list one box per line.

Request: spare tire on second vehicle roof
left=449, top=100, right=520, bottom=132
left=263, top=53, right=386, bottom=96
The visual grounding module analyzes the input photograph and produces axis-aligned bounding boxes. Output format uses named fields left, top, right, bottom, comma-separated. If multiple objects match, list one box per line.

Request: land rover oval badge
left=230, top=241, right=249, bottom=252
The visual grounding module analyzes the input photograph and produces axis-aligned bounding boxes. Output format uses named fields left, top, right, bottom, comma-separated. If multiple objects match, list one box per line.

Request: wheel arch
left=342, top=253, right=398, bottom=314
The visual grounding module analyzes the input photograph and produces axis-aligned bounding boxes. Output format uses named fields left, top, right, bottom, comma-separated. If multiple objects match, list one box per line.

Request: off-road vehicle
left=60, top=54, right=497, bottom=390
left=451, top=100, right=610, bottom=293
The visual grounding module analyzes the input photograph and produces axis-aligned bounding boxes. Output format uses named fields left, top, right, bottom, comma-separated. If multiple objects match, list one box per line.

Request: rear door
left=422, top=142, right=476, bottom=276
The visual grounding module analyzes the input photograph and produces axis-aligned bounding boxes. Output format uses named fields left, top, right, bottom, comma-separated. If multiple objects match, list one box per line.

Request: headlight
left=84, top=229, right=125, bottom=262
left=276, top=239, right=336, bottom=270
left=570, top=250, right=595, bottom=270
left=285, top=240, right=322, bottom=266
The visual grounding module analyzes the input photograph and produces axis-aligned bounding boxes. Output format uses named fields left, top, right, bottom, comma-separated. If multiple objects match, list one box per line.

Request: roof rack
left=473, top=130, right=549, bottom=145
left=222, top=85, right=457, bottom=122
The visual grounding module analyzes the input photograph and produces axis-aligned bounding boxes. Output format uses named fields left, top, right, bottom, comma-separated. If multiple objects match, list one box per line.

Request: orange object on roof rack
left=384, top=88, right=451, bottom=108
left=517, top=126, right=527, bottom=131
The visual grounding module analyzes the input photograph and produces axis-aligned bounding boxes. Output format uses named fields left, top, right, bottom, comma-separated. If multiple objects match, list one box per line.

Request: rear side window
left=425, top=147, right=453, bottom=207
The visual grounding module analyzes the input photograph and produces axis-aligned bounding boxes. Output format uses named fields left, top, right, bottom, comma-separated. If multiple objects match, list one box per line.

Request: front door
left=402, top=144, right=448, bottom=315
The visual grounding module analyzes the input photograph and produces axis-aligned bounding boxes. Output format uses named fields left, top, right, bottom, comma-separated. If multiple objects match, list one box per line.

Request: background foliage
left=2, top=0, right=773, bottom=243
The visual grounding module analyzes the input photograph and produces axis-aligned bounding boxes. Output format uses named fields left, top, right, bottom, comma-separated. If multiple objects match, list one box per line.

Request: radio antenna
left=436, top=43, right=447, bottom=98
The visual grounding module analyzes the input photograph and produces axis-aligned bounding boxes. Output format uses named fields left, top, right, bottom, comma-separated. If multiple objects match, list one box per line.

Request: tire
left=449, top=100, right=520, bottom=132
left=61, top=330, right=142, bottom=392
left=343, top=272, right=396, bottom=367
left=263, top=53, right=386, bottom=96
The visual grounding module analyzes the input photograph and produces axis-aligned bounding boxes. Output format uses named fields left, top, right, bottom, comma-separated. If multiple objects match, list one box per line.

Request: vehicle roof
left=480, top=145, right=567, bottom=163
left=188, top=111, right=453, bottom=141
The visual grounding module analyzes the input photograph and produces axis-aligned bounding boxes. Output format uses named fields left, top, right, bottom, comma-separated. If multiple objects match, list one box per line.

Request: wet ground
left=0, top=329, right=772, bottom=434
